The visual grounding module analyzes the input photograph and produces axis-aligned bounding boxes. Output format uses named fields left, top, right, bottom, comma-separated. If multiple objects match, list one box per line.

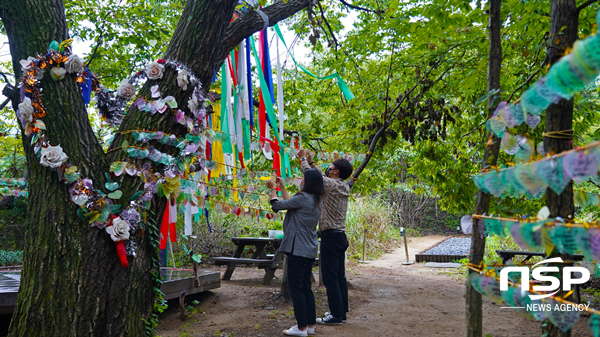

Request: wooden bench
left=496, top=250, right=585, bottom=264
left=212, top=252, right=284, bottom=285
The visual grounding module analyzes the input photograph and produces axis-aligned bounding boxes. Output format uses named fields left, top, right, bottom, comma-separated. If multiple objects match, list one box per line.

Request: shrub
left=382, top=189, right=461, bottom=235
left=483, top=234, right=543, bottom=265
left=0, top=250, right=23, bottom=266
left=0, top=196, right=27, bottom=251
left=345, top=196, right=399, bottom=261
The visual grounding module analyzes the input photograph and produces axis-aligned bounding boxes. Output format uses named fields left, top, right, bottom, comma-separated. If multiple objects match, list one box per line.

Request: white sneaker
left=283, top=325, right=308, bottom=336
left=307, top=327, right=316, bottom=335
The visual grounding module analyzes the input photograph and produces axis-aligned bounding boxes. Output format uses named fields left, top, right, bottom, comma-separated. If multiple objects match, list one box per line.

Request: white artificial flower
left=145, top=62, right=165, bottom=80
left=19, top=57, right=35, bottom=72
left=177, top=69, right=189, bottom=90
left=106, top=217, right=131, bottom=242
left=187, top=94, right=198, bottom=112
left=39, top=144, right=68, bottom=169
left=65, top=55, right=84, bottom=74
left=116, top=79, right=137, bottom=100
left=18, top=97, right=34, bottom=123
left=19, top=57, right=44, bottom=79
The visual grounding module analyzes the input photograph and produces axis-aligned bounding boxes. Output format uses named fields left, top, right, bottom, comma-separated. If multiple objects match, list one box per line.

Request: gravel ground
left=421, top=237, right=471, bottom=255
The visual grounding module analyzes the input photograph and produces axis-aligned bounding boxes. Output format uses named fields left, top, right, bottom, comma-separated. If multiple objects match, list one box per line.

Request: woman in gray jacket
left=267, top=169, right=324, bottom=337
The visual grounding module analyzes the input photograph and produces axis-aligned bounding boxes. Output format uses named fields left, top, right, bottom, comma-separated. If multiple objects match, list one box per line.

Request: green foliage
left=0, top=196, right=27, bottom=250
left=483, top=234, right=542, bottom=265
left=345, top=195, right=399, bottom=261
left=0, top=103, right=25, bottom=178
left=0, top=250, right=23, bottom=266
left=279, top=0, right=600, bottom=216
left=64, top=0, right=184, bottom=88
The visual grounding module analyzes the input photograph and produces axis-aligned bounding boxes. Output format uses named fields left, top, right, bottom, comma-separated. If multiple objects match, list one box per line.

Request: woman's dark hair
left=333, top=158, right=353, bottom=180
left=302, top=169, right=325, bottom=207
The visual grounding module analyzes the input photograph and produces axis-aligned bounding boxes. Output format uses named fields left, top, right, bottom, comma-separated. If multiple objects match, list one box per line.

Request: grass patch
left=346, top=196, right=400, bottom=261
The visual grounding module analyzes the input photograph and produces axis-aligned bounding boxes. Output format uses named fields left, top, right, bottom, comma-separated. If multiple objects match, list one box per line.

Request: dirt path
left=157, top=236, right=593, bottom=336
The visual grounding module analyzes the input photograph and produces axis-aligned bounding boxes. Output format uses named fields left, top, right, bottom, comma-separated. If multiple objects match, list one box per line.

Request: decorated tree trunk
left=0, top=0, right=309, bottom=335
left=466, top=1, right=502, bottom=336
left=542, top=0, right=577, bottom=336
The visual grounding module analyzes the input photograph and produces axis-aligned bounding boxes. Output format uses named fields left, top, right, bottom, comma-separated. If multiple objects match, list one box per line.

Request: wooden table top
left=230, top=237, right=282, bottom=244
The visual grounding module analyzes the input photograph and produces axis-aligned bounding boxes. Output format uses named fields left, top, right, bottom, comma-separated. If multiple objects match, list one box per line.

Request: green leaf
left=475, top=88, right=500, bottom=106
left=192, top=254, right=202, bottom=263
left=131, top=190, right=143, bottom=200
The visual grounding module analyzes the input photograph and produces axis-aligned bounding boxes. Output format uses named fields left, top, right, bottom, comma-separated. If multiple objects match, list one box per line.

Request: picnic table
left=496, top=250, right=585, bottom=264
left=211, top=237, right=284, bottom=285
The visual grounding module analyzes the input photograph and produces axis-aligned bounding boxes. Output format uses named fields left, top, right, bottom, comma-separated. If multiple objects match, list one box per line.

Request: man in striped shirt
left=298, top=149, right=353, bottom=326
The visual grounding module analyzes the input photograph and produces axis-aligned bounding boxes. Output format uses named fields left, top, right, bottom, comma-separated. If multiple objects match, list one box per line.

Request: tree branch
left=217, top=0, right=313, bottom=65
left=461, top=120, right=487, bottom=138
left=351, top=55, right=453, bottom=184
left=577, top=0, right=599, bottom=12
left=338, top=0, right=385, bottom=15
left=317, top=1, right=339, bottom=51
left=506, top=62, right=544, bottom=103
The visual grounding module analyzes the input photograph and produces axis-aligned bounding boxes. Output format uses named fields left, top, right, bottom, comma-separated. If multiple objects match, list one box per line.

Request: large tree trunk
left=542, top=0, right=577, bottom=336
left=466, top=1, right=502, bottom=336
left=0, top=0, right=310, bottom=335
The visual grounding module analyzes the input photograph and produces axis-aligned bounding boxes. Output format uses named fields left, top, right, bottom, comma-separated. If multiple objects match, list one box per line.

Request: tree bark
left=542, top=1, right=578, bottom=336
left=466, top=1, right=502, bottom=336
left=0, top=0, right=310, bottom=335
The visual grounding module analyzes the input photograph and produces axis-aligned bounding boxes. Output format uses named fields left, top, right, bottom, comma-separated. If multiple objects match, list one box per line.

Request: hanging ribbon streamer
left=226, top=56, right=236, bottom=157
left=262, top=28, right=275, bottom=104
left=273, top=24, right=355, bottom=101
left=245, top=37, right=254, bottom=129
left=236, top=41, right=250, bottom=159
left=80, top=66, right=92, bottom=106
left=249, top=35, right=282, bottom=146
left=204, top=207, right=212, bottom=233
left=237, top=40, right=252, bottom=161
left=183, top=187, right=194, bottom=236
left=276, top=34, right=284, bottom=141
left=159, top=199, right=177, bottom=249
left=220, top=63, right=233, bottom=154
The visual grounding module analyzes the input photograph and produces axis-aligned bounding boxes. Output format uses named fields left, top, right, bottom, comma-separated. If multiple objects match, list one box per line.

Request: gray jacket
left=270, top=192, right=320, bottom=259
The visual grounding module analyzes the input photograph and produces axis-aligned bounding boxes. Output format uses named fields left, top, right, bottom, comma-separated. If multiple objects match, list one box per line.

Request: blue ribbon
left=246, top=37, right=254, bottom=128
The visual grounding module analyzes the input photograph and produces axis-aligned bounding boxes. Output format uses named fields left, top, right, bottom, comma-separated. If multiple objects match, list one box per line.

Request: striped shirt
left=301, top=159, right=351, bottom=232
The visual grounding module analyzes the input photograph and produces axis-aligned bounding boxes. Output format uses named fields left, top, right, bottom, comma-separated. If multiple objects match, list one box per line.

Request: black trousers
left=320, top=230, right=349, bottom=319
left=287, top=254, right=316, bottom=328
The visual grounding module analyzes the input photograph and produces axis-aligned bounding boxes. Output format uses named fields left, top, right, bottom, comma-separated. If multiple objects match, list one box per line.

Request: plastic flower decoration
left=177, top=69, right=190, bottom=90
left=18, top=97, right=34, bottom=123
left=65, top=55, right=84, bottom=74
left=106, top=217, right=130, bottom=242
left=39, top=144, right=68, bottom=169
left=145, top=61, right=165, bottom=80
left=116, top=79, right=137, bottom=100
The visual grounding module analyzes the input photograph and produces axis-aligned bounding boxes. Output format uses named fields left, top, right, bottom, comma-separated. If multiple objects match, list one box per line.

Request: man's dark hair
left=333, top=158, right=353, bottom=180
left=302, top=169, right=325, bottom=207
